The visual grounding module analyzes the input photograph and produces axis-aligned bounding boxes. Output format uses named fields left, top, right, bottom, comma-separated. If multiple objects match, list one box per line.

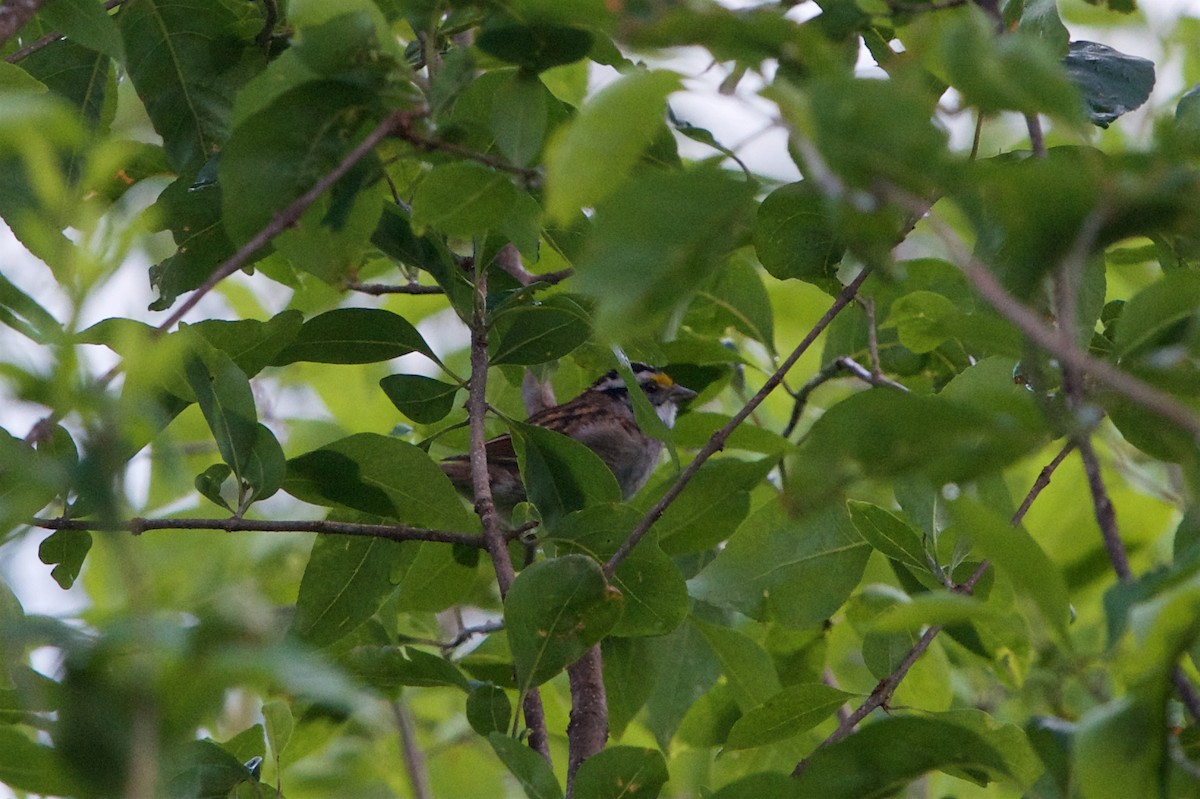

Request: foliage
left=1, top=0, right=1200, bottom=797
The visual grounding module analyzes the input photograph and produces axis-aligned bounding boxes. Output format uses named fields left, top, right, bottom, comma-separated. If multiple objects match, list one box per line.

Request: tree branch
left=604, top=268, right=872, bottom=579
left=0, top=0, right=52, bottom=50
left=783, top=355, right=908, bottom=439
left=565, top=645, right=608, bottom=798
left=393, top=115, right=540, bottom=184
left=344, top=281, right=446, bottom=296
left=906, top=199, right=1200, bottom=439
left=30, top=515, right=487, bottom=547
left=393, top=700, right=433, bottom=799
left=466, top=245, right=551, bottom=761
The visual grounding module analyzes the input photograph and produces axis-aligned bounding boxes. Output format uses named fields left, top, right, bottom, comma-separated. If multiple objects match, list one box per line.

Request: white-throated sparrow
left=441, top=363, right=697, bottom=509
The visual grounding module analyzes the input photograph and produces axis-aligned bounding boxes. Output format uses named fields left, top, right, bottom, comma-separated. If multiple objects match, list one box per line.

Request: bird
left=440, top=363, right=697, bottom=511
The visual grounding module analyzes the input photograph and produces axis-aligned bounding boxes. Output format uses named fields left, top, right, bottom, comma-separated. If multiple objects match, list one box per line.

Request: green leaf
left=188, top=311, right=304, bottom=378
left=491, top=71, right=550, bottom=167
left=848, top=501, right=928, bottom=571
left=887, top=290, right=962, bottom=354
left=951, top=499, right=1071, bottom=643
left=184, top=350, right=258, bottom=480
left=283, top=433, right=476, bottom=531
left=686, top=249, right=776, bottom=351
left=504, top=554, right=623, bottom=688
left=1063, top=40, right=1155, bottom=128
left=867, top=592, right=995, bottom=633
left=0, top=726, right=75, bottom=796
left=262, top=699, right=293, bottom=758
left=488, top=732, right=564, bottom=799
left=0, top=270, right=62, bottom=344
left=410, top=162, right=522, bottom=238
left=490, top=295, right=592, bottom=366
left=754, top=181, right=843, bottom=291
left=37, top=529, right=92, bottom=590
left=786, top=382, right=1047, bottom=508
left=691, top=618, right=781, bottom=710
left=725, top=683, right=854, bottom=750
left=21, top=39, right=112, bottom=131
left=168, top=739, right=259, bottom=798
left=644, top=623, right=722, bottom=748
left=118, top=0, right=260, bottom=171
left=148, top=166, right=238, bottom=311
left=242, top=423, right=287, bottom=504
left=391, top=538, right=478, bottom=613
left=545, top=69, right=682, bottom=224
left=689, top=501, right=870, bottom=629
left=551, top=505, right=688, bottom=637
left=640, top=457, right=776, bottom=555
left=379, top=374, right=460, bottom=424
left=1074, top=691, right=1166, bottom=799
left=467, top=685, right=512, bottom=736
left=571, top=746, right=668, bottom=799
left=291, top=535, right=398, bottom=647
left=477, top=21, right=593, bottom=74
left=512, top=422, right=622, bottom=531
left=941, top=10, right=1082, bottom=120
left=793, top=716, right=1013, bottom=798
left=272, top=308, right=436, bottom=365
left=344, top=646, right=470, bottom=692
left=220, top=79, right=381, bottom=245
left=707, top=773, right=798, bottom=799
left=1112, top=269, right=1200, bottom=360
left=573, top=167, right=757, bottom=340
left=195, top=463, right=234, bottom=511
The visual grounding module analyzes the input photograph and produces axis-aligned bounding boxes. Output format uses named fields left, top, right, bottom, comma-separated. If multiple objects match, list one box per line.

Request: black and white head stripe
left=590, top=363, right=688, bottom=405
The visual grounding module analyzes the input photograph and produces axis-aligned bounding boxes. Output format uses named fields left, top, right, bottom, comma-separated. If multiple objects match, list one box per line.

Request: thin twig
left=393, top=700, right=433, bottom=799
left=862, top=297, right=883, bottom=378
left=604, top=268, right=872, bottom=578
left=1011, top=441, right=1076, bottom=527
left=345, top=281, right=446, bottom=295
left=783, top=355, right=908, bottom=439
left=1173, top=667, right=1200, bottom=724
left=5, top=0, right=122, bottom=62
left=394, top=118, right=540, bottom=183
left=30, top=516, right=486, bottom=547
left=1025, top=113, right=1047, bottom=159
left=793, top=625, right=943, bottom=776
left=466, top=245, right=551, bottom=761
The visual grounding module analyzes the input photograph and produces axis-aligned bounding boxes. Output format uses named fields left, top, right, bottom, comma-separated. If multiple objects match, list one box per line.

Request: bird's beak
left=670, top=384, right=698, bottom=403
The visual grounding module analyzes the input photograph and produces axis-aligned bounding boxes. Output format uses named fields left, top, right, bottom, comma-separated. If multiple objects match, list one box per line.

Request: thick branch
left=466, top=246, right=551, bottom=761
left=604, top=268, right=872, bottom=578
left=30, top=516, right=486, bottom=547
left=565, top=645, right=608, bottom=798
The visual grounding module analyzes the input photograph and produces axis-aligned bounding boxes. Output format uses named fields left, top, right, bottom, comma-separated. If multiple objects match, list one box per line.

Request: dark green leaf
left=467, top=685, right=512, bottom=736
left=195, top=463, right=234, bottom=511
left=184, top=351, right=258, bottom=480
left=283, top=433, right=476, bottom=531
left=477, top=22, right=593, bottom=74
left=21, top=39, right=111, bottom=131
left=37, top=529, right=92, bottom=590
left=148, top=166, right=238, bottom=311
left=754, top=181, right=843, bottom=291
left=552, top=505, right=688, bottom=637
left=344, top=645, right=469, bottom=692
left=689, top=501, right=870, bottom=629
left=0, top=270, right=62, bottom=344
left=118, top=0, right=261, bottom=171
left=571, top=746, right=668, bottom=799
left=42, top=0, right=124, bottom=61
left=272, top=308, right=436, bottom=365
left=848, top=501, right=928, bottom=571
left=725, top=683, right=854, bottom=750
left=220, top=80, right=381, bottom=245
left=1075, top=690, right=1166, bottom=799
left=379, top=374, right=460, bottom=424
left=574, top=167, right=757, bottom=340
left=691, top=617, right=781, bottom=710
left=1063, top=40, right=1155, bottom=128
left=242, top=423, right=286, bottom=504
left=490, top=295, right=592, bottom=366
left=512, top=422, right=622, bottom=530
left=491, top=71, right=550, bottom=167
left=793, top=716, right=1013, bottom=797
left=291, top=535, right=398, bottom=648
left=640, top=457, right=776, bottom=554
left=545, top=69, right=682, bottom=224
left=686, top=249, right=775, bottom=350
left=951, top=499, right=1071, bottom=643
left=504, top=554, right=623, bottom=688
left=488, top=732, right=564, bottom=799
left=188, top=311, right=304, bottom=378
left=391, top=537, right=478, bottom=612
left=644, top=623, right=722, bottom=748
left=167, top=739, right=259, bottom=799
left=410, top=162, right=522, bottom=238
